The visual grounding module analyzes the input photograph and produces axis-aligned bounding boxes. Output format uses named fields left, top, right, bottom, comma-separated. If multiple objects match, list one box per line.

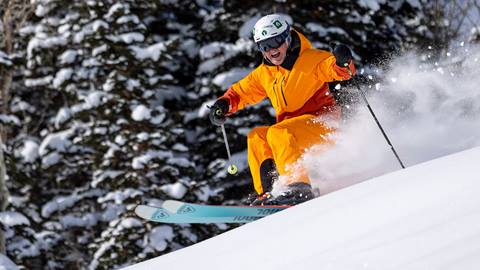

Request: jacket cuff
left=219, top=88, right=240, bottom=115
left=333, top=60, right=356, bottom=80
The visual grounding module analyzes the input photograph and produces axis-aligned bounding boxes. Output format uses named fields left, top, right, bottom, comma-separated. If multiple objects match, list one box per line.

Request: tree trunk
left=0, top=0, right=34, bottom=255
left=0, top=3, right=14, bottom=255
left=0, top=134, right=7, bottom=255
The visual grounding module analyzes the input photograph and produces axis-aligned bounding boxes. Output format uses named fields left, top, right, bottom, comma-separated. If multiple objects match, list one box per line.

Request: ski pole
left=219, top=123, right=238, bottom=175
left=210, top=106, right=238, bottom=174
left=345, top=66, right=406, bottom=169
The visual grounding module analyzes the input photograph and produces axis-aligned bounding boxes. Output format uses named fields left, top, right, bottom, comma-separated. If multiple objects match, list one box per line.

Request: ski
left=134, top=200, right=289, bottom=224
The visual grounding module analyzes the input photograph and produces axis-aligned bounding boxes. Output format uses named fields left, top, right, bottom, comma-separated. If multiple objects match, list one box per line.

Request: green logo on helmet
left=262, top=30, right=267, bottom=36
left=273, top=20, right=282, bottom=29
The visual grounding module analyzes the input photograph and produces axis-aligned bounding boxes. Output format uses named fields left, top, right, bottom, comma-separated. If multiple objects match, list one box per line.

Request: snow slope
left=122, top=146, right=480, bottom=270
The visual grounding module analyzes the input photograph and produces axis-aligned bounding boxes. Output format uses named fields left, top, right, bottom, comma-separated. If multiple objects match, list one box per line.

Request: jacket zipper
left=280, top=76, right=288, bottom=107
left=272, top=78, right=280, bottom=108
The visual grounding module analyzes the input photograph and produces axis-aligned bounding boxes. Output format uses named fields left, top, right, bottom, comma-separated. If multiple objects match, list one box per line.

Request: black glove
left=333, top=44, right=353, bottom=67
left=209, top=99, right=229, bottom=126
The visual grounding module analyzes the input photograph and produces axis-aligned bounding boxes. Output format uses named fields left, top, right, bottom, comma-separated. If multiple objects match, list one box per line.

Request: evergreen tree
left=7, top=0, right=228, bottom=269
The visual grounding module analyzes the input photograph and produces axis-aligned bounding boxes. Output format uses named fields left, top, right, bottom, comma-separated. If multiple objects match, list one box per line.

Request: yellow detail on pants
left=247, top=113, right=339, bottom=195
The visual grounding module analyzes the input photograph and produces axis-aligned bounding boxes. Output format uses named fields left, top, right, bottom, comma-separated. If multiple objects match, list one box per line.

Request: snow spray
left=278, top=44, right=480, bottom=195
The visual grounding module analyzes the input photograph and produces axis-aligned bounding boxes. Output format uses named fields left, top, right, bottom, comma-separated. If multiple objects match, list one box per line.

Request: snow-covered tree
left=7, top=1, right=229, bottom=269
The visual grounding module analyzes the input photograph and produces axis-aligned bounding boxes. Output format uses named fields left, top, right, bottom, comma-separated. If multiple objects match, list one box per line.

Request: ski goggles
left=256, top=29, right=291, bottom=53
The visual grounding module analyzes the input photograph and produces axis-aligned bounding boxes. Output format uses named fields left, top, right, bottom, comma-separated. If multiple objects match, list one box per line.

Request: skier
left=209, top=14, right=356, bottom=205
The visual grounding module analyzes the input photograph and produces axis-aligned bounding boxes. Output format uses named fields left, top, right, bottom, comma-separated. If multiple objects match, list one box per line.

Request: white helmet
left=253, top=14, right=290, bottom=43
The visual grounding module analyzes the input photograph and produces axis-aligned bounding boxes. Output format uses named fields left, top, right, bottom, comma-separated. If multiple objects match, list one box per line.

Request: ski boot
left=250, top=183, right=314, bottom=206
left=243, top=158, right=279, bottom=205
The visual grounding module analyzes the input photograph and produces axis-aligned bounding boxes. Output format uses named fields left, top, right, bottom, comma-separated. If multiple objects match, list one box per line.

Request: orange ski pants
left=247, top=113, right=339, bottom=195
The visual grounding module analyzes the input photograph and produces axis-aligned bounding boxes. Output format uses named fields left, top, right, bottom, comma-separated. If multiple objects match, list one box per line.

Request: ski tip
left=162, top=200, right=185, bottom=213
left=134, top=204, right=176, bottom=223
left=134, top=205, right=153, bottom=217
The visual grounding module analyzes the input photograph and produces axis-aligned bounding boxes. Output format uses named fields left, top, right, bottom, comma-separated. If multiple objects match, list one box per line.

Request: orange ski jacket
left=220, top=30, right=351, bottom=122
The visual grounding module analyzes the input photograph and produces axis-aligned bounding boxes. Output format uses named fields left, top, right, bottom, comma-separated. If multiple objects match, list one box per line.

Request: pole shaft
left=220, top=124, right=232, bottom=161
left=347, top=68, right=405, bottom=169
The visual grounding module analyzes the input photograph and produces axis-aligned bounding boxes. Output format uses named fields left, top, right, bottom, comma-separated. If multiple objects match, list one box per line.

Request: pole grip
left=214, top=108, right=223, bottom=116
